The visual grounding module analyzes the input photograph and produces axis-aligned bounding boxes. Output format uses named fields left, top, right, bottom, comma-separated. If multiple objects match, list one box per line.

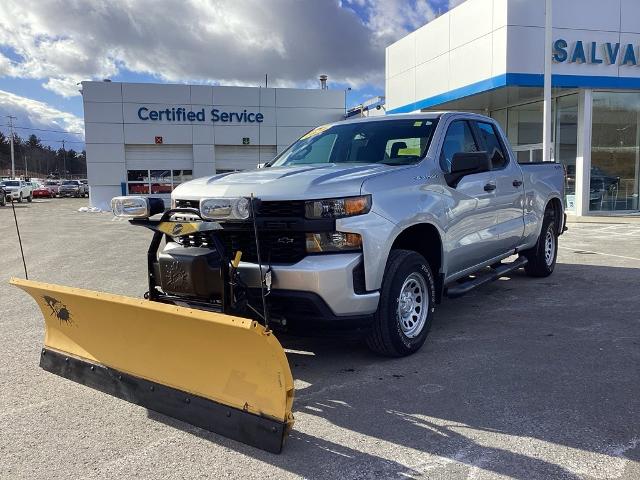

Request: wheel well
left=546, top=197, right=563, bottom=233
left=391, top=223, right=442, bottom=275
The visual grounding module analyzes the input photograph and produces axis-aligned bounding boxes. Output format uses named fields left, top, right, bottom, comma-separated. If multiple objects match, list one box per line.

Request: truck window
left=439, top=121, right=479, bottom=173
left=475, top=122, right=507, bottom=170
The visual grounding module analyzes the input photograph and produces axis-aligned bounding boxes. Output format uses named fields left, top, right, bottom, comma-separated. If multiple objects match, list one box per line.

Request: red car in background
left=44, top=180, right=61, bottom=196
left=32, top=183, right=55, bottom=198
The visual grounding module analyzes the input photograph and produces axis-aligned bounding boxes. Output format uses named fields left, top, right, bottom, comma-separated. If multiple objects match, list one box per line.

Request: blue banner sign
left=553, top=39, right=639, bottom=66
left=138, top=107, right=264, bottom=123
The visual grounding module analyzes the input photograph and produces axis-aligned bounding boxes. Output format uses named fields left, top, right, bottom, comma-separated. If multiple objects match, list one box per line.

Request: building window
left=126, top=169, right=192, bottom=195
left=591, top=92, right=640, bottom=212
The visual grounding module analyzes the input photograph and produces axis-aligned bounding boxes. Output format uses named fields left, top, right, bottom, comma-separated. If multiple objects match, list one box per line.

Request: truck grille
left=176, top=230, right=307, bottom=264
left=174, top=199, right=306, bottom=218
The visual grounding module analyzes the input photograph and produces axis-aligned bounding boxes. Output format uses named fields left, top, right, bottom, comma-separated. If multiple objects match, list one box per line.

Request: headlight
left=306, top=232, right=362, bottom=253
left=200, top=197, right=250, bottom=220
left=305, top=195, right=371, bottom=219
left=111, top=196, right=165, bottom=218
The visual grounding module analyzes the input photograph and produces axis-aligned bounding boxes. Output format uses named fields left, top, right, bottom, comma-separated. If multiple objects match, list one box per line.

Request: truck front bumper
left=237, top=253, right=380, bottom=318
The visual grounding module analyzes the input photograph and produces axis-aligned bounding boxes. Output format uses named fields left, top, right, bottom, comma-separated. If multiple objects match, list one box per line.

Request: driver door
left=440, top=120, right=501, bottom=276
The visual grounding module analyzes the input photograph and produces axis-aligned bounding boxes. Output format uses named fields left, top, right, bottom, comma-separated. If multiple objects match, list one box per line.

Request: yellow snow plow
left=10, top=196, right=297, bottom=453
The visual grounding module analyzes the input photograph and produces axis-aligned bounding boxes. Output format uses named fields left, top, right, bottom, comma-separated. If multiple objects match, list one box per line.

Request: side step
left=445, top=256, right=528, bottom=299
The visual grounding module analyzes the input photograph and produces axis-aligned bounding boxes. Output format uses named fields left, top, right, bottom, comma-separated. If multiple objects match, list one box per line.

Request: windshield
left=62, top=180, right=78, bottom=185
left=269, top=119, right=437, bottom=167
left=4, top=181, right=19, bottom=187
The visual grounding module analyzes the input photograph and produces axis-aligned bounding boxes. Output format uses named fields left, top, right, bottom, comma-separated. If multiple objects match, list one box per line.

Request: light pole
left=344, top=87, right=352, bottom=116
left=543, top=0, right=553, bottom=163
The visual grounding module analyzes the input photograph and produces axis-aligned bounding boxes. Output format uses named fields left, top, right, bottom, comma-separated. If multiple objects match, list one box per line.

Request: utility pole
left=61, top=139, right=67, bottom=177
left=7, top=115, right=16, bottom=178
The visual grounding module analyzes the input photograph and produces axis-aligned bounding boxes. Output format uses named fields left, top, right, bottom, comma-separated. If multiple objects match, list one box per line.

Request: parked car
left=59, top=180, right=88, bottom=197
left=0, top=183, right=7, bottom=206
left=80, top=179, right=89, bottom=197
left=44, top=180, right=62, bottom=197
left=2, top=179, right=33, bottom=202
left=32, top=183, right=55, bottom=198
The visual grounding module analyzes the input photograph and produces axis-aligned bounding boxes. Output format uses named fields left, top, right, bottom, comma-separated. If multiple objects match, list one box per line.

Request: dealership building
left=82, top=81, right=345, bottom=209
left=386, top=0, right=640, bottom=216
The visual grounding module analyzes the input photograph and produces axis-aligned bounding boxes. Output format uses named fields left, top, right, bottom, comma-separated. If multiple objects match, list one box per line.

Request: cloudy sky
left=0, top=0, right=462, bottom=148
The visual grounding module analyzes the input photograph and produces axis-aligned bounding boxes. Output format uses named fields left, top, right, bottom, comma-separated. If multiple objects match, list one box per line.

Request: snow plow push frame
left=11, top=201, right=295, bottom=454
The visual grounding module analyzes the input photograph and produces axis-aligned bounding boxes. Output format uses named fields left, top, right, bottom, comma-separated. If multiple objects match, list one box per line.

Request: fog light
left=111, top=196, right=164, bottom=218
left=306, top=232, right=362, bottom=253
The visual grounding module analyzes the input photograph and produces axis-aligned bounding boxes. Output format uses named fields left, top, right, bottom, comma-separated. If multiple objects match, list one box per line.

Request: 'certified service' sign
left=138, top=107, right=264, bottom=123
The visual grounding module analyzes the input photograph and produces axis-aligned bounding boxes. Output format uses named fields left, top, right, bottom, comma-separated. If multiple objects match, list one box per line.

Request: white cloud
left=0, top=89, right=84, bottom=139
left=0, top=0, right=411, bottom=97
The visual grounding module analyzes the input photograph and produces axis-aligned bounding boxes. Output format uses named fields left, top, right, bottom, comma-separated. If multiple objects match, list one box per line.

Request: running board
left=445, top=256, right=528, bottom=299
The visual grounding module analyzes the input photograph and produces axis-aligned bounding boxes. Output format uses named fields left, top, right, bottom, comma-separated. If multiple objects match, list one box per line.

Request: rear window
left=62, top=180, right=79, bottom=185
left=4, top=181, right=19, bottom=186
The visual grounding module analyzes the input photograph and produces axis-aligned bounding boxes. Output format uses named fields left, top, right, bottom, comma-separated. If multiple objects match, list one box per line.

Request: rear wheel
left=18, top=193, right=23, bottom=203
left=366, top=250, right=435, bottom=357
left=0, top=195, right=5, bottom=206
left=523, top=212, right=557, bottom=277
left=27, top=194, right=32, bottom=203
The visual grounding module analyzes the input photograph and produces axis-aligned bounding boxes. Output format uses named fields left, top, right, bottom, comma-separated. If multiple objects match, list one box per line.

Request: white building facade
left=386, top=0, right=640, bottom=216
left=82, top=81, right=345, bottom=209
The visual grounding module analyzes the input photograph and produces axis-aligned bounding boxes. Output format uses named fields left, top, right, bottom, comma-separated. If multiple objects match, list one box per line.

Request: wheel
left=27, top=194, right=32, bottom=202
left=18, top=193, right=23, bottom=203
left=0, top=196, right=5, bottom=207
left=523, top=212, right=558, bottom=277
left=366, top=250, right=435, bottom=357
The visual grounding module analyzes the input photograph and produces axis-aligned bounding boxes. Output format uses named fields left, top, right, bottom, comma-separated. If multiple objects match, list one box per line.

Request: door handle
left=484, top=183, right=496, bottom=192
left=513, top=179, right=523, bottom=187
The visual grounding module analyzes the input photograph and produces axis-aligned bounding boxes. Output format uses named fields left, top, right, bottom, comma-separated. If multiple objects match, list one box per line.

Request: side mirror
left=445, top=152, right=491, bottom=187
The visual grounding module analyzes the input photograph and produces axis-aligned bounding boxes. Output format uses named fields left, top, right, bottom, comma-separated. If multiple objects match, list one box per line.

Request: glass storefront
left=555, top=94, right=578, bottom=211
left=591, top=92, right=640, bottom=212
left=492, top=94, right=577, bottom=210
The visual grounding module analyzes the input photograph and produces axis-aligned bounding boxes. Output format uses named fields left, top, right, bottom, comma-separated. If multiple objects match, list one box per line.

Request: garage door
left=125, top=145, right=194, bottom=196
left=125, top=145, right=193, bottom=170
left=215, top=146, right=277, bottom=172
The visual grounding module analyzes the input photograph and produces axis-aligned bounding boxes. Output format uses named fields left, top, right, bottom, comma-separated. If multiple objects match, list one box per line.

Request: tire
left=27, top=194, right=32, bottom=203
left=523, top=212, right=558, bottom=277
left=366, top=250, right=435, bottom=357
left=18, top=193, right=23, bottom=203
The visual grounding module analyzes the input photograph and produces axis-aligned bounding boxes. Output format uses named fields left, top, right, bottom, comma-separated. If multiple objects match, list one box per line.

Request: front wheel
left=523, top=213, right=558, bottom=277
left=18, top=193, right=23, bottom=203
left=27, top=194, right=32, bottom=203
left=366, top=250, right=435, bottom=357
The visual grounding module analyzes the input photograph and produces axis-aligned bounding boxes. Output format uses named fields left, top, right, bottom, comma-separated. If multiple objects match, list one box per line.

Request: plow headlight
left=305, top=195, right=371, bottom=219
left=306, top=232, right=362, bottom=253
left=200, top=197, right=251, bottom=220
left=111, top=196, right=165, bottom=218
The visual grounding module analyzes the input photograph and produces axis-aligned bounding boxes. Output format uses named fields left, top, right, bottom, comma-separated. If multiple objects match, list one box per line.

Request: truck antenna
left=249, top=194, right=269, bottom=331
left=10, top=199, right=29, bottom=279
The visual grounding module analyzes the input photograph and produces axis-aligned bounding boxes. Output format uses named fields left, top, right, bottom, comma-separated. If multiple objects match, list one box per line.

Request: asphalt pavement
left=1, top=198, right=639, bottom=479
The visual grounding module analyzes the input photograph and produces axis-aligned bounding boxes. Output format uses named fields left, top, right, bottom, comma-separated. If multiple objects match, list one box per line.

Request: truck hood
left=172, top=164, right=404, bottom=200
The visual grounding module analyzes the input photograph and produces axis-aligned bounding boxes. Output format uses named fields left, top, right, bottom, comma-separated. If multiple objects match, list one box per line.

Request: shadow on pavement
left=145, top=261, right=640, bottom=478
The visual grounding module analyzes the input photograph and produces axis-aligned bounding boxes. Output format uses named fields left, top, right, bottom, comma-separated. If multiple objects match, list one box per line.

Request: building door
left=215, top=146, right=277, bottom=173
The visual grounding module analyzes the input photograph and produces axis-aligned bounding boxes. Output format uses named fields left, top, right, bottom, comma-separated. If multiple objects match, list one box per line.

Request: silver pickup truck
left=123, top=112, right=565, bottom=357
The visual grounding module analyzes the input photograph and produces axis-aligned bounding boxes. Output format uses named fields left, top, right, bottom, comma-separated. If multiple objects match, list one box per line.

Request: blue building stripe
left=387, top=73, right=640, bottom=114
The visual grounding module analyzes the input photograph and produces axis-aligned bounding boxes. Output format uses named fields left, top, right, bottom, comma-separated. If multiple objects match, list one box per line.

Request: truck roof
left=337, top=111, right=493, bottom=127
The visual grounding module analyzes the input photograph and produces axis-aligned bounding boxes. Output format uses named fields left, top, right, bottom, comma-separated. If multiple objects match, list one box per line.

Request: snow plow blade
left=11, top=277, right=294, bottom=453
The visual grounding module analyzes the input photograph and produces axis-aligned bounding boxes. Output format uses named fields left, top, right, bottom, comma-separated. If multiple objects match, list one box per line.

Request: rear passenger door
left=440, top=120, right=502, bottom=276
left=472, top=121, right=525, bottom=253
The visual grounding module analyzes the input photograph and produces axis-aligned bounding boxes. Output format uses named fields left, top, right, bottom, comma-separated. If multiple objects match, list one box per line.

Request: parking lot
left=1, top=198, right=639, bottom=479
